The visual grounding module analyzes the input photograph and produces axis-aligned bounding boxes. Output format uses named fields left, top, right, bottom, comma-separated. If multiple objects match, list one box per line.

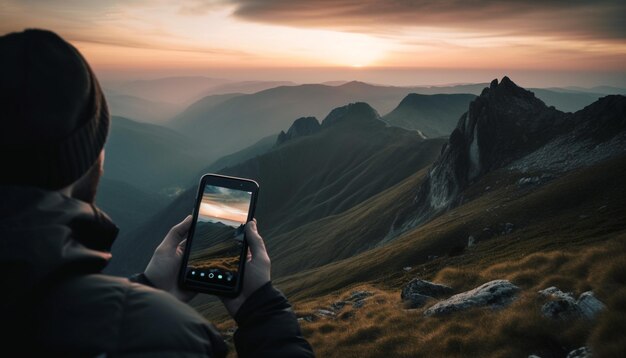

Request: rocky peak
left=276, top=116, right=321, bottom=146
left=321, top=102, right=381, bottom=128
left=388, top=77, right=569, bottom=235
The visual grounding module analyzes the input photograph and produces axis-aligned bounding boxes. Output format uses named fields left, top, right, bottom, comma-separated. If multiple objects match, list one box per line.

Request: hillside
left=107, top=102, right=445, bottom=275
left=171, top=82, right=469, bottom=160
left=382, top=93, right=476, bottom=137
left=390, top=77, right=626, bottom=235
left=261, top=154, right=626, bottom=358
left=96, top=178, right=170, bottom=233
left=104, top=116, right=207, bottom=194
left=171, top=81, right=610, bottom=162
left=105, top=93, right=181, bottom=123
left=186, top=79, right=626, bottom=357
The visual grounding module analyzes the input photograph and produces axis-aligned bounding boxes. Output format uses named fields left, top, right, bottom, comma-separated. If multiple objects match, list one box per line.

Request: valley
left=100, top=76, right=626, bottom=357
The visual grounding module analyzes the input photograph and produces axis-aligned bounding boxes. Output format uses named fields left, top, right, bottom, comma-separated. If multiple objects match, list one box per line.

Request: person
left=0, top=29, right=314, bottom=357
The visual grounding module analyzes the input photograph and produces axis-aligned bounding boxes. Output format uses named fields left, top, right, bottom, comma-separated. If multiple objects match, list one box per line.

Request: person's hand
left=221, top=219, right=271, bottom=317
left=144, top=215, right=196, bottom=302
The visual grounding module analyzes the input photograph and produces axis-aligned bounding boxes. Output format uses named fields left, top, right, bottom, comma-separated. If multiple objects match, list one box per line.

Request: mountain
left=206, top=133, right=278, bottom=173
left=171, top=81, right=471, bottom=161
left=104, top=116, right=207, bottom=194
left=276, top=117, right=320, bottom=145
left=105, top=93, right=181, bottom=123
left=530, top=88, right=608, bottom=113
left=389, top=77, right=626, bottom=236
left=104, top=76, right=231, bottom=104
left=382, top=93, right=476, bottom=137
left=107, top=102, right=445, bottom=275
left=96, top=178, right=170, bottom=234
left=199, top=81, right=296, bottom=96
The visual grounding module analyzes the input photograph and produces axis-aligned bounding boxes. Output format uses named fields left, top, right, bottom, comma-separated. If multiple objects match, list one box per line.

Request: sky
left=1, top=0, right=625, bottom=87
left=198, top=185, right=251, bottom=227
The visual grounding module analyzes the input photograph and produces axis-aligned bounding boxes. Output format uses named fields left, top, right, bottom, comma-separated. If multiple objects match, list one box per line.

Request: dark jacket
left=0, top=186, right=314, bottom=357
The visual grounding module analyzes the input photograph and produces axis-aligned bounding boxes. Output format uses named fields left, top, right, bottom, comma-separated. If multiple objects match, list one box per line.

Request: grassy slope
left=206, top=155, right=626, bottom=357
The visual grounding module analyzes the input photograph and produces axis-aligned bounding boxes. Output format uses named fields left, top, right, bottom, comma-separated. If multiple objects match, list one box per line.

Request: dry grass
left=202, top=156, right=626, bottom=357
left=292, top=237, right=626, bottom=358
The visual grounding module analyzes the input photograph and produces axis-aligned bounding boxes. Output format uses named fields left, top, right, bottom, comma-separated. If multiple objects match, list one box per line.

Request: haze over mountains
left=99, top=75, right=626, bottom=355
left=100, top=77, right=626, bottom=247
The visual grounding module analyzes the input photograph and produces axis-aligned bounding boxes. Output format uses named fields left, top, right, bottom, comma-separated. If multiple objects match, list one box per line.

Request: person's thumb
left=245, top=220, right=267, bottom=259
left=162, top=215, right=192, bottom=250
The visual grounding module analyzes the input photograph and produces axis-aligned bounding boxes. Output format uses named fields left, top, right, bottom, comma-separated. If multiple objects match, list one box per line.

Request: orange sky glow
left=1, top=0, right=624, bottom=86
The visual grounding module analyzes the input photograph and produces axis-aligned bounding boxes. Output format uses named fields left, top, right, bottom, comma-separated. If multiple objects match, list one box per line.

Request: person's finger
left=162, top=215, right=192, bottom=249
left=245, top=220, right=267, bottom=258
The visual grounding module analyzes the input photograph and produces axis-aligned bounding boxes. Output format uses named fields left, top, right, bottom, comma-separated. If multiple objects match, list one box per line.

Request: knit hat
left=0, top=29, right=110, bottom=189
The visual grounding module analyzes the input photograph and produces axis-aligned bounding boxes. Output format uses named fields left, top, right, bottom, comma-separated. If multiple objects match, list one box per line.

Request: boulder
left=424, top=280, right=519, bottom=316
left=403, top=266, right=412, bottom=272
left=467, top=235, right=476, bottom=247
left=577, top=291, right=606, bottom=320
left=401, top=279, right=453, bottom=299
left=330, top=301, right=347, bottom=312
left=315, top=309, right=336, bottom=319
left=541, top=299, right=581, bottom=320
left=347, top=290, right=374, bottom=302
left=538, top=287, right=605, bottom=320
left=502, top=222, right=515, bottom=234
left=566, top=347, right=592, bottom=358
left=538, top=286, right=575, bottom=301
left=352, top=300, right=365, bottom=309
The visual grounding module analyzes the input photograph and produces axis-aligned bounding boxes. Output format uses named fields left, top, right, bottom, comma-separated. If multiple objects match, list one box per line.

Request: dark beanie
left=0, top=29, right=109, bottom=190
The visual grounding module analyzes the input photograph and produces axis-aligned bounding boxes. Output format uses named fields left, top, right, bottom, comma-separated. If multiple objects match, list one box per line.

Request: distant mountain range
left=103, top=116, right=206, bottom=194
left=106, top=101, right=446, bottom=275
left=103, top=77, right=625, bottom=290
left=382, top=93, right=476, bottom=137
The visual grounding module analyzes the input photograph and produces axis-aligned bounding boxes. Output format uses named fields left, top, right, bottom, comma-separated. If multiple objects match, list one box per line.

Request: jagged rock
left=275, top=116, right=320, bottom=145
left=401, top=279, right=453, bottom=300
left=539, top=287, right=605, bottom=320
left=566, top=346, right=592, bottom=358
left=315, top=309, right=336, bottom=319
left=403, top=266, right=412, bottom=272
left=541, top=299, right=581, bottom=320
left=424, top=280, right=519, bottom=316
left=297, top=315, right=317, bottom=323
left=502, top=222, right=515, bottom=234
left=347, top=290, right=374, bottom=302
left=467, top=235, right=476, bottom=247
left=352, top=300, right=365, bottom=309
left=577, top=291, right=606, bottom=320
left=390, top=77, right=569, bottom=235
left=518, top=176, right=541, bottom=186
left=538, top=286, right=576, bottom=301
left=330, top=301, right=347, bottom=311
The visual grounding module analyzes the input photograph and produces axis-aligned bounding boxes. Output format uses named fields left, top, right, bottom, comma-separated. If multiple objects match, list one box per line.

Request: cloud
left=229, top=0, right=626, bottom=41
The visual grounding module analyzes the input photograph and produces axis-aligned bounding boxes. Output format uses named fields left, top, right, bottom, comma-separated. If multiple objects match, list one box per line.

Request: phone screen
left=184, top=183, right=253, bottom=289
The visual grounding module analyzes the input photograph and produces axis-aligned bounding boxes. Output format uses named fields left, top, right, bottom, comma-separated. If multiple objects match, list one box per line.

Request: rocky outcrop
left=510, top=95, right=626, bottom=172
left=424, top=280, right=519, bottom=316
left=390, top=77, right=567, bottom=233
left=401, top=279, right=453, bottom=309
left=566, top=347, right=592, bottom=358
left=389, top=77, right=626, bottom=238
left=276, top=116, right=321, bottom=145
left=538, top=287, right=606, bottom=320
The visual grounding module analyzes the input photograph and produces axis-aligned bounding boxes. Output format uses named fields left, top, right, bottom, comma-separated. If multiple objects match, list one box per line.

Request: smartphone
left=179, top=173, right=259, bottom=296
